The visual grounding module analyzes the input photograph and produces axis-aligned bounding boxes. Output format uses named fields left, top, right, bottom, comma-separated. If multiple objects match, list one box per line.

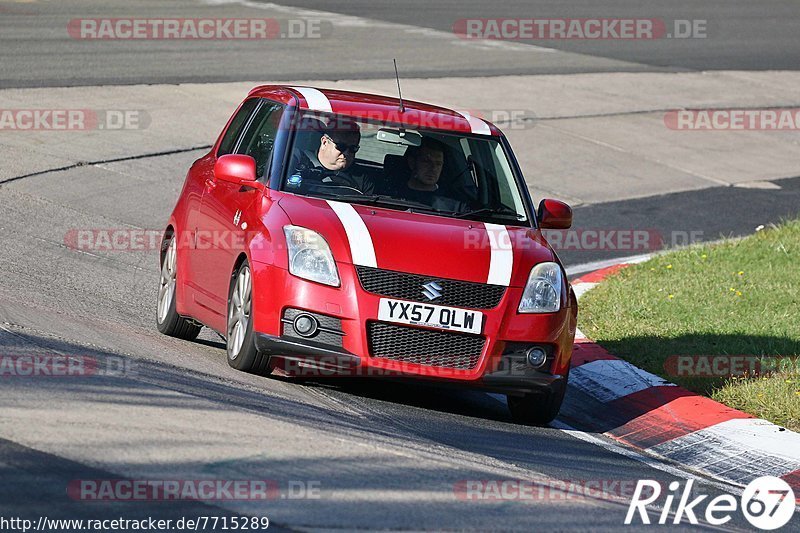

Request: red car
left=157, top=85, right=577, bottom=424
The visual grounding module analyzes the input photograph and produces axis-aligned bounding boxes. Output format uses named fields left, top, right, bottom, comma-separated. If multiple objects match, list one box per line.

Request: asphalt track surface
left=1, top=0, right=799, bottom=531
left=1, top=0, right=799, bottom=88
left=264, top=0, right=800, bottom=72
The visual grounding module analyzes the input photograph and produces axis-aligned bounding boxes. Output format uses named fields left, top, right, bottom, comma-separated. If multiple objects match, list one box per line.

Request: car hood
left=277, top=195, right=556, bottom=287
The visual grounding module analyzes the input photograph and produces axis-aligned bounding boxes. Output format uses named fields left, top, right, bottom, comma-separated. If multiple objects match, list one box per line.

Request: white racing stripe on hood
left=290, top=86, right=333, bottom=113
left=326, top=200, right=377, bottom=267
left=457, top=111, right=493, bottom=136
left=485, top=223, right=513, bottom=286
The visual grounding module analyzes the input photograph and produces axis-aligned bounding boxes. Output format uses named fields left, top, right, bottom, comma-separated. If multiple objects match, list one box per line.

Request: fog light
left=293, top=314, right=318, bottom=337
left=526, top=347, right=547, bottom=368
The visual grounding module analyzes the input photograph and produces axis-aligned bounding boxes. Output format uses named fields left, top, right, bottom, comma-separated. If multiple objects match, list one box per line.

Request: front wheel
left=226, top=261, right=270, bottom=374
left=157, top=235, right=201, bottom=340
left=507, top=373, right=568, bottom=426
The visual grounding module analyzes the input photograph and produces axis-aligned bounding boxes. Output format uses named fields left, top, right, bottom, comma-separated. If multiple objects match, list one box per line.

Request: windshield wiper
left=306, top=192, right=444, bottom=214
left=450, top=206, right=525, bottom=220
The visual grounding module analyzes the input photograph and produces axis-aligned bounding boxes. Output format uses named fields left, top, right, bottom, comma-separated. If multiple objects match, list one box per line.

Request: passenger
left=391, top=137, right=467, bottom=212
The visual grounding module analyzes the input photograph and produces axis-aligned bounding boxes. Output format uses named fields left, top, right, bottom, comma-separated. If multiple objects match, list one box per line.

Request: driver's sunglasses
left=324, top=134, right=360, bottom=154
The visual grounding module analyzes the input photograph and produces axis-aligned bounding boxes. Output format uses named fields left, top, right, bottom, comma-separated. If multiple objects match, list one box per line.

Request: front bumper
left=250, top=261, right=576, bottom=394
left=254, top=332, right=360, bottom=367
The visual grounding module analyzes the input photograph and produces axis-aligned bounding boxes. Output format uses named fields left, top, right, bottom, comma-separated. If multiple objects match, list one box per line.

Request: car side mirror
left=214, top=154, right=257, bottom=184
left=537, top=199, right=572, bottom=229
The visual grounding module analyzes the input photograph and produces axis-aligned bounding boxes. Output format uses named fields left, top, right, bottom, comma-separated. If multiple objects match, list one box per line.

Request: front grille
left=367, top=322, right=485, bottom=370
left=356, top=266, right=505, bottom=309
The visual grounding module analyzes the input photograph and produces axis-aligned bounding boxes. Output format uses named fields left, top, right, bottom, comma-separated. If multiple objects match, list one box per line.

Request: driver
left=290, top=118, right=375, bottom=195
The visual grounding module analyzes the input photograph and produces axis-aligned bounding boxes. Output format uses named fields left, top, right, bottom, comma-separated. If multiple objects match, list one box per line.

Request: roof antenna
left=393, top=59, right=405, bottom=113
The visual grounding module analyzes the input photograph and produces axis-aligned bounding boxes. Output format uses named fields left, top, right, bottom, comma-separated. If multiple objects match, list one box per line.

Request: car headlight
left=518, top=262, right=562, bottom=313
left=283, top=225, right=340, bottom=287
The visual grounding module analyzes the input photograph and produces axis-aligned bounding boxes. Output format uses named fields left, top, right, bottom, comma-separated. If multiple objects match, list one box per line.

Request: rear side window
left=236, top=102, right=285, bottom=179
left=217, top=98, right=259, bottom=156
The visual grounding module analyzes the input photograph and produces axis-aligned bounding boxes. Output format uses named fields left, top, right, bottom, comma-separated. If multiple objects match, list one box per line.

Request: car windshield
left=281, top=111, right=530, bottom=226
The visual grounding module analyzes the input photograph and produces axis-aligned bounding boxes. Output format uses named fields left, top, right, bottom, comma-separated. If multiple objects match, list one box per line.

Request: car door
left=193, top=100, right=286, bottom=325
left=184, top=97, right=258, bottom=321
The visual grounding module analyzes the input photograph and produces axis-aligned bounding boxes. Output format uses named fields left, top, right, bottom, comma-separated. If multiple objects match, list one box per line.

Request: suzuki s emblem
left=421, top=281, right=443, bottom=301
left=233, top=209, right=242, bottom=226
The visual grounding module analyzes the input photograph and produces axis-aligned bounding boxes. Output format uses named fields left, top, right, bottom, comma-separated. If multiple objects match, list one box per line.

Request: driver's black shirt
left=288, top=154, right=375, bottom=195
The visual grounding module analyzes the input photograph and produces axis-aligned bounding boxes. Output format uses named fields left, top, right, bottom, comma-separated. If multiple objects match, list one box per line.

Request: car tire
left=506, top=372, right=568, bottom=426
left=157, top=235, right=202, bottom=340
left=226, top=261, right=271, bottom=374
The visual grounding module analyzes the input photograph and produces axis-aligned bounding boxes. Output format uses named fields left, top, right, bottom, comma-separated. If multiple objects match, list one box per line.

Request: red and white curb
left=570, top=263, right=800, bottom=496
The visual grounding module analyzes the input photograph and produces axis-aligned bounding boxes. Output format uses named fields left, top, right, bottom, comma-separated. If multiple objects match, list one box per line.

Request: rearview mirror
left=215, top=154, right=257, bottom=184
left=537, top=199, right=572, bottom=229
left=376, top=128, right=422, bottom=147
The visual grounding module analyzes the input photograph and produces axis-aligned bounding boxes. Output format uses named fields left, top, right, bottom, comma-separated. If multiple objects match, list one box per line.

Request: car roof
left=247, top=85, right=502, bottom=137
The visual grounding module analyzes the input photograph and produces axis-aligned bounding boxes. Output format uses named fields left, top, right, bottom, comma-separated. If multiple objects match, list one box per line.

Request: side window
left=236, top=102, right=285, bottom=179
left=217, top=98, right=259, bottom=156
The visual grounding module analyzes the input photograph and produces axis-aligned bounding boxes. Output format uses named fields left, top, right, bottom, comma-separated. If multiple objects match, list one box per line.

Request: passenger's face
left=318, top=132, right=360, bottom=171
left=410, top=146, right=444, bottom=186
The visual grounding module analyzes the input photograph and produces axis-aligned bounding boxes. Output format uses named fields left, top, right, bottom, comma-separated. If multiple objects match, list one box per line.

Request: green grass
left=578, top=220, right=800, bottom=431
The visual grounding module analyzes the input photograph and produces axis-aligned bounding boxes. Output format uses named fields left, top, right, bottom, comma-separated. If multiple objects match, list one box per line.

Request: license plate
left=377, top=298, right=483, bottom=335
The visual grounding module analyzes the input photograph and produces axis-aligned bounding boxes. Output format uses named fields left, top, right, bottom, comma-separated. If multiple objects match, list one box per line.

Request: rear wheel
left=156, top=235, right=201, bottom=340
left=507, top=373, right=568, bottom=426
left=226, top=261, right=270, bottom=374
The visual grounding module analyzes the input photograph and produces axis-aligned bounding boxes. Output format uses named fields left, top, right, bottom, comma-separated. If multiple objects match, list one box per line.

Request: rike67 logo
left=626, top=477, right=795, bottom=530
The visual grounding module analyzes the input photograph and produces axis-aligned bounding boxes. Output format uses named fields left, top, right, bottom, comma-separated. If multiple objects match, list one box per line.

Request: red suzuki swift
left=157, top=85, right=577, bottom=424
